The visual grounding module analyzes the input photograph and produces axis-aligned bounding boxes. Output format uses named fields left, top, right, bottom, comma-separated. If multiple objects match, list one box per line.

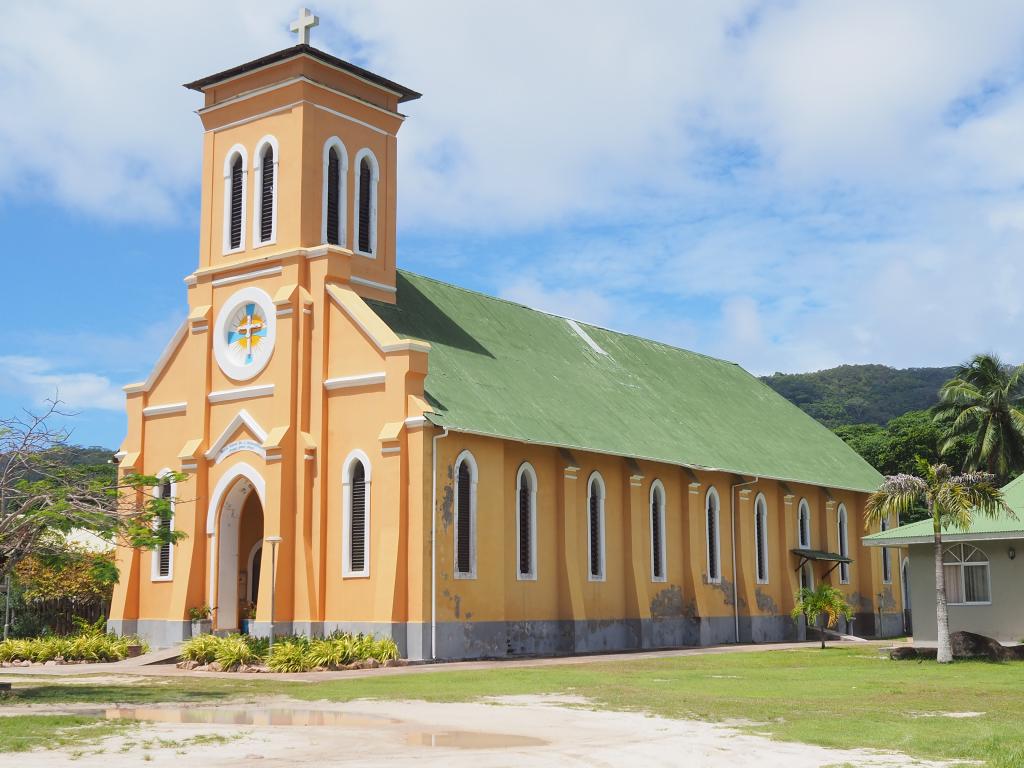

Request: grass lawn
left=3, top=646, right=1023, bottom=766
left=0, top=714, right=132, bottom=753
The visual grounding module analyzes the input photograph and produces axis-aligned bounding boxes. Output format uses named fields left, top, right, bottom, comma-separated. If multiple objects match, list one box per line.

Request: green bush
left=213, top=634, right=262, bottom=670
left=268, top=638, right=312, bottom=673
left=180, top=634, right=220, bottom=664
left=0, top=630, right=147, bottom=664
left=371, top=636, right=399, bottom=662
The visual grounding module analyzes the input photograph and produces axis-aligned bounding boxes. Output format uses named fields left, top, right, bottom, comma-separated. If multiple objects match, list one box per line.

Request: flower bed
left=0, top=631, right=149, bottom=666
left=176, top=631, right=405, bottom=673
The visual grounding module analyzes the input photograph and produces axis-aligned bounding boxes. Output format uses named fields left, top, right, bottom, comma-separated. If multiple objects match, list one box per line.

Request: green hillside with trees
left=761, top=364, right=956, bottom=428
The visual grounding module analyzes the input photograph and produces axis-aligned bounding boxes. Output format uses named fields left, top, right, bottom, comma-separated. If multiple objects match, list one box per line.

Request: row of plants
left=179, top=631, right=400, bottom=672
left=0, top=619, right=149, bottom=664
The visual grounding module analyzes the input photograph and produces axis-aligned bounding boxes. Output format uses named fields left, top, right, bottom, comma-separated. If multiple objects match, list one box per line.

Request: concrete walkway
left=0, top=639, right=892, bottom=684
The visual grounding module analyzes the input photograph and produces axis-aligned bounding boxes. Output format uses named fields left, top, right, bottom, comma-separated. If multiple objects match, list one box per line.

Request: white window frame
left=150, top=468, right=176, bottom=582
left=650, top=479, right=667, bottom=583
left=943, top=544, right=992, bottom=606
left=880, top=517, right=892, bottom=584
left=797, top=498, right=811, bottom=549
left=321, top=136, right=349, bottom=247
left=454, top=450, right=478, bottom=580
left=342, top=449, right=371, bottom=578
left=515, top=462, right=538, bottom=581
left=587, top=471, right=606, bottom=582
left=252, top=135, right=279, bottom=248
left=754, top=492, right=769, bottom=585
left=222, top=143, right=248, bottom=255
left=837, top=504, right=850, bottom=584
left=352, top=148, right=380, bottom=258
left=706, top=486, right=721, bottom=584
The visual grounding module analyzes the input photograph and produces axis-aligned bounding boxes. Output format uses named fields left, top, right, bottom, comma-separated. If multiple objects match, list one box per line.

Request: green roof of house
left=369, top=271, right=884, bottom=493
left=863, top=474, right=1024, bottom=545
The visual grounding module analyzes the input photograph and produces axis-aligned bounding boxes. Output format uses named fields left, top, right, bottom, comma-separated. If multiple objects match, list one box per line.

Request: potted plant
left=189, top=605, right=212, bottom=637
left=240, top=603, right=256, bottom=635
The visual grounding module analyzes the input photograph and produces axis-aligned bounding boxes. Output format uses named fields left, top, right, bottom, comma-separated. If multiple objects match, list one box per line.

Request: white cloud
left=0, top=356, right=123, bottom=412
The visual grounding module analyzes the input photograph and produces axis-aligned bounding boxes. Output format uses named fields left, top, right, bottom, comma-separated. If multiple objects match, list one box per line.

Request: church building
left=109, top=12, right=903, bottom=658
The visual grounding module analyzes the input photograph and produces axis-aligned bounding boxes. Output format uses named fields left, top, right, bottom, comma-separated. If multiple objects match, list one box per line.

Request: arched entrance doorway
left=208, top=464, right=266, bottom=631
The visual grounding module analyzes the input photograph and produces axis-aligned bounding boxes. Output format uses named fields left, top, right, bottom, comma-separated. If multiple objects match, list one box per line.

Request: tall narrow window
left=837, top=504, right=850, bottom=584
left=342, top=450, right=371, bottom=578
left=151, top=473, right=174, bottom=581
left=258, top=144, right=275, bottom=243
left=354, top=149, right=378, bottom=255
left=754, top=494, right=768, bottom=584
left=587, top=472, right=605, bottom=581
left=455, top=452, right=477, bottom=578
left=322, top=138, right=347, bottom=247
left=516, top=463, right=537, bottom=580
left=706, top=487, right=720, bottom=583
left=223, top=145, right=247, bottom=254
left=349, top=462, right=367, bottom=572
left=229, top=154, right=244, bottom=249
left=881, top=518, right=892, bottom=583
left=650, top=481, right=666, bottom=582
left=797, top=499, right=811, bottom=548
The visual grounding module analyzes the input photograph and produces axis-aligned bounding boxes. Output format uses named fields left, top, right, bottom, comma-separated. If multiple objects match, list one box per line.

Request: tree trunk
left=934, top=521, right=952, bottom=663
left=820, top=618, right=826, bottom=649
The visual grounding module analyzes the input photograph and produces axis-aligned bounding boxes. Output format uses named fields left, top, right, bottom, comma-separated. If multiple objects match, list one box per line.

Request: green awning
left=791, top=548, right=852, bottom=564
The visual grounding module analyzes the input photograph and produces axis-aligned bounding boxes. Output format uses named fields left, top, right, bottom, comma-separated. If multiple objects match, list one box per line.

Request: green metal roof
left=863, top=474, right=1024, bottom=545
left=370, top=271, right=884, bottom=493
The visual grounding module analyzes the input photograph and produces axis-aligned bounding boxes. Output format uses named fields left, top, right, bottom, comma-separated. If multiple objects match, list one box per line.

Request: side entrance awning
left=791, top=548, right=852, bottom=579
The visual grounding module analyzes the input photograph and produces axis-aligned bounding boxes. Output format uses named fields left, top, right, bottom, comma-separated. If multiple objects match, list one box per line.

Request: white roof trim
left=204, top=409, right=270, bottom=460
left=122, top=321, right=187, bottom=394
left=566, top=318, right=608, bottom=356
left=324, top=372, right=386, bottom=391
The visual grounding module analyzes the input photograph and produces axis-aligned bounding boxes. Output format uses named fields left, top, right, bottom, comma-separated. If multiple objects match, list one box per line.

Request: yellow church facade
left=109, top=36, right=903, bottom=659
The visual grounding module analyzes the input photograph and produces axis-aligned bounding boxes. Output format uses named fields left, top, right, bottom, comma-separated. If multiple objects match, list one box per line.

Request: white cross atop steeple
left=290, top=7, right=319, bottom=46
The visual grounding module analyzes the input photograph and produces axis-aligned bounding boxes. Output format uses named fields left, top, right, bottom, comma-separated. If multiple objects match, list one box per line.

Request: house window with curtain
left=943, top=544, right=991, bottom=604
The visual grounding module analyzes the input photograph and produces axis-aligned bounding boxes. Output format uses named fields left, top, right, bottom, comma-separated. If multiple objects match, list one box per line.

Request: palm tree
left=865, top=459, right=1010, bottom=663
left=791, top=583, right=853, bottom=649
left=934, top=353, right=1024, bottom=482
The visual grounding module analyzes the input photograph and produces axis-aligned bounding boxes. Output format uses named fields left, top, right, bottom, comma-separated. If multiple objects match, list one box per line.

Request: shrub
left=306, top=636, right=354, bottom=669
left=371, top=636, right=399, bottom=662
left=267, top=638, right=312, bottom=673
left=0, top=630, right=147, bottom=664
left=180, top=634, right=220, bottom=664
left=214, top=634, right=262, bottom=670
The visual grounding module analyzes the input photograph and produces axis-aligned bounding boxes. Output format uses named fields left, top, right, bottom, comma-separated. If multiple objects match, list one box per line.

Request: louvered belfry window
left=358, top=156, right=372, bottom=253
left=707, top=492, right=719, bottom=581
left=518, top=472, right=532, bottom=577
left=589, top=479, right=602, bottom=578
left=456, top=460, right=472, bottom=575
left=326, top=147, right=341, bottom=245
left=259, top=145, right=274, bottom=243
left=350, top=461, right=367, bottom=573
left=651, top=487, right=664, bottom=580
left=157, top=479, right=172, bottom=578
left=229, top=154, right=243, bottom=250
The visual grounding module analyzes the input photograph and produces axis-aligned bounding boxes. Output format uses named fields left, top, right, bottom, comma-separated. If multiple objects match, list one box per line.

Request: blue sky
left=3, top=1, right=1024, bottom=449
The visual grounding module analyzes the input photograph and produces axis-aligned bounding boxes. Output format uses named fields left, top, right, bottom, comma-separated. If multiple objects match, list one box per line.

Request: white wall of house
left=909, top=538, right=1024, bottom=643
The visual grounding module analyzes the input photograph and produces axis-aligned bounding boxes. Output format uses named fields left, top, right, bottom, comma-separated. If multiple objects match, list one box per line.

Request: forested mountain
left=761, top=364, right=956, bottom=428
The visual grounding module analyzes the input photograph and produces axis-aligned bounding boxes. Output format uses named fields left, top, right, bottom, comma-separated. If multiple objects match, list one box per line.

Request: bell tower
left=184, top=9, right=420, bottom=301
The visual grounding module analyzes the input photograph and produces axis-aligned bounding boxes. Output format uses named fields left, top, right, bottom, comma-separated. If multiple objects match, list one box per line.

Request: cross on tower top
left=290, top=7, right=319, bottom=46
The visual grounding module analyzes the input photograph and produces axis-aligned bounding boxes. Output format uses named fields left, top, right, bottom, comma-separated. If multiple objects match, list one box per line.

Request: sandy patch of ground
left=10, top=696, right=954, bottom=767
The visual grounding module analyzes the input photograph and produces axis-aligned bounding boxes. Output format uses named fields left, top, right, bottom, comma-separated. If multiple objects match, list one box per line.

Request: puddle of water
left=105, top=707, right=397, bottom=728
left=406, top=731, right=548, bottom=749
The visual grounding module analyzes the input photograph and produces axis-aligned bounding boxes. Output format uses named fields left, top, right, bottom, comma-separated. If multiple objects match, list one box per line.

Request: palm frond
left=865, top=474, right=927, bottom=529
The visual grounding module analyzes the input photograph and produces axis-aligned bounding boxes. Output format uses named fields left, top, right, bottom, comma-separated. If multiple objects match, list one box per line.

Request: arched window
left=754, top=493, right=768, bottom=584
left=322, top=137, right=348, bottom=247
left=706, top=487, right=721, bottom=583
left=342, top=450, right=371, bottom=578
left=587, top=472, right=606, bottom=581
left=151, top=471, right=175, bottom=581
left=798, top=499, right=812, bottom=589
left=837, top=504, right=850, bottom=584
left=454, top=451, right=477, bottom=578
left=223, top=145, right=248, bottom=253
left=253, top=136, right=278, bottom=246
left=353, top=149, right=379, bottom=256
left=943, top=544, right=990, bottom=604
left=650, top=480, right=666, bottom=582
left=516, top=463, right=538, bottom=580
left=880, top=517, right=892, bottom=583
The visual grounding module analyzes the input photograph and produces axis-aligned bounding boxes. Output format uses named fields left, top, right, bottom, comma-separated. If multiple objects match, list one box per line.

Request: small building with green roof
left=864, top=475, right=1024, bottom=644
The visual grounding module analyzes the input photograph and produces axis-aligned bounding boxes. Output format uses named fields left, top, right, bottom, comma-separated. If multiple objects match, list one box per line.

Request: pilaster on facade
left=557, top=450, right=585, bottom=635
